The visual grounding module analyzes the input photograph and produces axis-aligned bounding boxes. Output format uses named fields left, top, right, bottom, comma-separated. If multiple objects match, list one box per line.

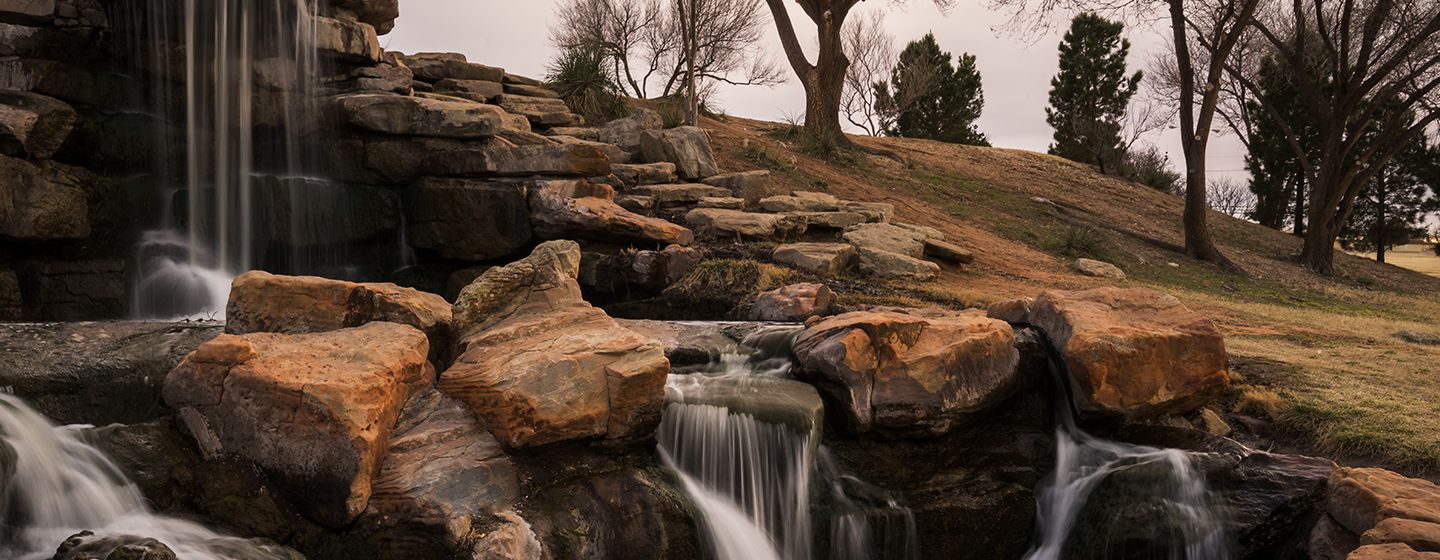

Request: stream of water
left=0, top=393, right=290, bottom=559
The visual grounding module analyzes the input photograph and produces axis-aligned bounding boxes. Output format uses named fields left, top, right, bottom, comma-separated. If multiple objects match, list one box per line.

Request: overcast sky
left=383, top=1, right=1251, bottom=184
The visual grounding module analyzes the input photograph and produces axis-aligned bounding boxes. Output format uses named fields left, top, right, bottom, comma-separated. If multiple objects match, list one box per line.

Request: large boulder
left=333, top=0, right=400, bottom=34
left=528, top=179, right=694, bottom=247
left=596, top=107, right=663, bottom=152
left=400, top=53, right=505, bottom=83
left=335, top=93, right=502, bottom=138
left=0, top=90, right=76, bottom=158
left=1015, top=288, right=1230, bottom=418
left=315, top=16, right=382, bottom=63
left=441, top=241, right=670, bottom=448
left=792, top=309, right=1021, bottom=436
left=1309, top=467, right=1440, bottom=559
left=403, top=178, right=531, bottom=261
left=225, top=271, right=452, bottom=362
left=609, top=162, right=678, bottom=186
left=639, top=126, right=718, bottom=180
left=0, top=322, right=222, bottom=426
left=163, top=322, right=435, bottom=527
left=0, top=155, right=93, bottom=240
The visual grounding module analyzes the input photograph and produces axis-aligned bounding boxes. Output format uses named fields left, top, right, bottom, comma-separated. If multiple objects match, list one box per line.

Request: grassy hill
left=701, top=114, right=1440, bottom=477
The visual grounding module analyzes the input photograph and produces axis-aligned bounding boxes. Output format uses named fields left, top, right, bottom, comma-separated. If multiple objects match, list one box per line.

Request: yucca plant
left=545, top=46, right=628, bottom=124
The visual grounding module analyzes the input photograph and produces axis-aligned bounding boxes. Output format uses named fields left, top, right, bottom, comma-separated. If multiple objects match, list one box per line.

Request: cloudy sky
left=383, top=1, right=1251, bottom=184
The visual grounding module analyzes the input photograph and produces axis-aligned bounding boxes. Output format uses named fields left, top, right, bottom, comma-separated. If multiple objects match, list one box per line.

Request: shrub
left=545, top=46, right=628, bottom=124
left=1433, top=243, right=1440, bottom=257
left=1050, top=226, right=1111, bottom=260
left=1119, top=145, right=1183, bottom=194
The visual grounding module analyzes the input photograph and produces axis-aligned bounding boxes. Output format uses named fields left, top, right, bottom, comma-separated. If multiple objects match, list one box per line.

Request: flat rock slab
left=684, top=208, right=806, bottom=240
left=1075, top=258, right=1126, bottom=279
left=164, top=322, right=435, bottom=527
left=629, top=183, right=733, bottom=205
left=335, top=93, right=502, bottom=138
left=925, top=238, right=975, bottom=264
left=665, top=374, right=824, bottom=435
left=610, top=162, right=678, bottom=186
left=759, top=191, right=840, bottom=213
left=529, top=180, right=694, bottom=246
left=400, top=52, right=505, bottom=82
left=857, top=248, right=941, bottom=281
left=772, top=242, right=857, bottom=276
left=843, top=223, right=928, bottom=258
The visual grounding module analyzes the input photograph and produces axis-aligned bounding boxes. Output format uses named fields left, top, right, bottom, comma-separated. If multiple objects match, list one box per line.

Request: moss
left=661, top=259, right=794, bottom=316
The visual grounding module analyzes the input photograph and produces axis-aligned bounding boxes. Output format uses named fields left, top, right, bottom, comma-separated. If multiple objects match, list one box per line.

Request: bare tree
left=992, top=0, right=1259, bottom=273
left=552, top=0, right=785, bottom=105
left=1205, top=0, right=1440, bottom=274
left=1208, top=176, right=1256, bottom=218
left=762, top=0, right=956, bottom=147
left=840, top=11, right=894, bottom=136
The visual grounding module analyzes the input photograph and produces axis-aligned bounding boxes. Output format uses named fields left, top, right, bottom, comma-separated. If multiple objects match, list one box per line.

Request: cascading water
left=1024, top=351, right=1229, bottom=560
left=116, top=0, right=364, bottom=319
left=0, top=393, right=291, bottom=559
left=657, top=325, right=918, bottom=560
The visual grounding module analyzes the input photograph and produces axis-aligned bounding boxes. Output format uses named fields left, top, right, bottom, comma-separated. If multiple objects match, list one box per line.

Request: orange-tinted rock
left=163, top=322, right=434, bottom=527
left=792, top=309, right=1020, bottom=436
left=1348, top=543, right=1440, bottom=559
left=747, top=282, right=836, bottom=322
left=1330, top=468, right=1440, bottom=535
left=225, top=271, right=452, bottom=362
left=1026, top=287, right=1229, bottom=418
left=442, top=241, right=669, bottom=448
left=528, top=179, right=694, bottom=247
left=1363, top=518, right=1440, bottom=554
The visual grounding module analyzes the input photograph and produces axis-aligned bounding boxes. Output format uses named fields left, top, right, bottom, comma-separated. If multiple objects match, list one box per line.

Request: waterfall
left=1024, top=350, right=1229, bottom=560
left=118, top=0, right=335, bottom=319
left=657, top=325, right=918, bottom=560
left=0, top=393, right=290, bottom=559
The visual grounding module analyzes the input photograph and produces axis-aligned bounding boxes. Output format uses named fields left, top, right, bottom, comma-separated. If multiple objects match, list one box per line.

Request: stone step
left=502, top=83, right=561, bottom=99
left=772, top=243, right=857, bottom=276
left=684, top=208, right=807, bottom=240
left=628, top=183, right=733, bottom=205
left=400, top=52, right=504, bottom=82
left=433, top=78, right=503, bottom=101
left=610, top=162, right=678, bottom=186
left=334, top=93, right=503, bottom=139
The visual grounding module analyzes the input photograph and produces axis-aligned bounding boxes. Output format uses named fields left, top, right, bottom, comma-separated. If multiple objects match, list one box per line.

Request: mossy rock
left=660, top=259, right=794, bottom=317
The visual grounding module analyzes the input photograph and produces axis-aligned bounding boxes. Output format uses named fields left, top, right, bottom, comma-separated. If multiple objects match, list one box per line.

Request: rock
left=925, top=238, right=975, bottom=264
left=52, top=531, right=177, bottom=560
left=350, top=63, right=413, bottom=94
left=759, top=191, right=840, bottom=213
left=843, top=223, right=928, bottom=258
left=1396, top=331, right=1440, bottom=346
left=0, top=322, right=220, bottom=426
left=528, top=179, right=693, bottom=246
left=615, top=194, right=653, bottom=213
left=595, top=107, right=663, bottom=152
left=335, top=93, right=502, bottom=138
left=333, top=0, right=400, bottom=34
left=772, top=242, right=857, bottom=276
left=639, top=126, right=718, bottom=179
left=471, top=511, right=544, bottom=560
left=696, top=196, right=745, bottom=209
left=615, top=319, right=745, bottom=367
left=10, top=259, right=126, bottom=320
left=1348, top=544, right=1440, bottom=559
left=1025, top=288, right=1230, bottom=418
left=315, top=16, right=382, bottom=63
left=432, top=78, right=503, bottom=101
left=661, top=259, right=791, bottom=318
left=404, top=178, right=531, bottom=261
left=0, top=90, right=76, bottom=158
left=400, top=52, right=504, bottom=83
left=785, top=211, right=866, bottom=230
left=484, top=142, right=611, bottom=177
left=792, top=309, right=1021, bottom=435
left=548, top=126, right=599, bottom=140
left=857, top=248, right=941, bottom=281
left=578, top=244, right=701, bottom=294
left=1313, top=514, right=1363, bottom=560
left=666, top=374, right=825, bottom=435
left=548, top=134, right=629, bottom=163
left=703, top=170, right=774, bottom=203
left=0, top=0, right=53, bottom=23
left=746, top=282, right=836, bottom=322
left=225, top=271, right=452, bottom=362
left=443, top=241, right=670, bottom=448
left=1362, top=518, right=1440, bottom=554
left=0, top=155, right=93, bottom=240
left=503, top=72, right=543, bottom=86
left=1197, top=407, right=1232, bottom=436
left=629, top=183, right=733, bottom=205
left=684, top=208, right=807, bottom=240
left=163, top=322, right=435, bottom=527
left=524, top=466, right=697, bottom=559
left=1328, top=468, right=1440, bottom=537
left=611, top=162, right=678, bottom=186
left=0, top=268, right=18, bottom=319
left=1075, top=258, right=1126, bottom=279
left=986, top=297, right=1034, bottom=324
left=363, top=388, right=521, bottom=557
left=503, top=83, right=560, bottom=99
left=840, top=201, right=896, bottom=223
left=1212, top=451, right=1337, bottom=558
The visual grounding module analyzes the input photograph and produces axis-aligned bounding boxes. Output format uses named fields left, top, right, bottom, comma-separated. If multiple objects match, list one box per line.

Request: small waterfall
left=1024, top=350, right=1229, bottom=560
left=118, top=0, right=333, bottom=319
left=657, top=325, right=918, bottom=560
left=0, top=393, right=290, bottom=559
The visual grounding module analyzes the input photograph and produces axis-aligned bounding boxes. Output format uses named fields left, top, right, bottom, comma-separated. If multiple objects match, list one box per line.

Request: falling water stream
left=0, top=393, right=290, bottom=559
left=657, top=325, right=919, bottom=560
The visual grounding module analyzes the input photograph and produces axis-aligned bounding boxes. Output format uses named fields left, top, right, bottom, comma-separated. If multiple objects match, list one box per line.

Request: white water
left=1025, top=361, right=1229, bottom=560
left=657, top=325, right=918, bottom=560
left=0, top=394, right=291, bottom=559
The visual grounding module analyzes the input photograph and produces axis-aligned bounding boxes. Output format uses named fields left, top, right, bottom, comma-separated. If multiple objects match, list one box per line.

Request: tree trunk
left=1292, top=171, right=1305, bottom=237
left=1375, top=177, right=1387, bottom=264
left=763, top=0, right=854, bottom=147
left=1168, top=0, right=1224, bottom=264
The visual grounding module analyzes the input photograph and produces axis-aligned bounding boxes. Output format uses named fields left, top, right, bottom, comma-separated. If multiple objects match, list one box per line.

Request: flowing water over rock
left=0, top=393, right=294, bottom=559
left=1025, top=356, right=1230, bottom=560
left=657, top=325, right=919, bottom=560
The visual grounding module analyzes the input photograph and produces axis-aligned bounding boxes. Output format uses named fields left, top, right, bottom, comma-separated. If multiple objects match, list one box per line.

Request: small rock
left=703, top=170, right=775, bottom=203
left=925, top=239, right=975, bottom=264
left=1075, top=258, right=1126, bottom=280
left=746, top=282, right=836, bottom=322
left=857, top=248, right=940, bottom=281
left=1396, top=331, right=1440, bottom=346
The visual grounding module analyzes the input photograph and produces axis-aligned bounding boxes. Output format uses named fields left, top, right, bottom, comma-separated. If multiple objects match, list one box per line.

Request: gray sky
left=383, top=1, right=1251, bottom=184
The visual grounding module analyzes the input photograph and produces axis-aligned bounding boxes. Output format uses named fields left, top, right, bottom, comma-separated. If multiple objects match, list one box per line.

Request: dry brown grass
left=702, top=115, right=1440, bottom=476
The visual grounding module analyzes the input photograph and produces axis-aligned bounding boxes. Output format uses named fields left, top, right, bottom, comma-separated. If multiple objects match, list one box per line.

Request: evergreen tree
left=1245, top=56, right=1318, bottom=234
left=1045, top=13, right=1141, bottom=175
left=878, top=33, right=989, bottom=146
left=1342, top=136, right=1440, bottom=263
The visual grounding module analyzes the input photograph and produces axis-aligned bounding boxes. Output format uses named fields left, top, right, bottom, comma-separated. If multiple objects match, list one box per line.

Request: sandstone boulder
left=792, top=309, right=1021, bottom=435
left=772, top=242, right=857, bottom=276
left=404, top=178, right=531, bottom=260
left=433, top=78, right=503, bottom=101
left=629, top=183, right=733, bottom=205
left=786, top=211, right=867, bottom=230
left=703, top=170, right=774, bottom=203
left=697, top=196, right=745, bottom=209
left=760, top=191, right=840, bottom=213
left=315, top=16, right=382, bottom=63
left=335, top=93, right=502, bottom=138
left=485, top=143, right=610, bottom=177
left=549, top=134, right=629, bottom=163
left=400, top=52, right=504, bottom=83
left=442, top=241, right=670, bottom=448
left=1076, top=258, right=1126, bottom=280
left=503, top=83, right=560, bottom=99
left=857, top=248, right=941, bottom=281
left=528, top=179, right=694, bottom=246
left=225, top=271, right=452, bottom=361
left=0, top=90, right=76, bottom=158
left=1025, top=288, right=1230, bottom=418
left=747, top=282, right=836, bottom=322
left=0, top=155, right=92, bottom=240
left=840, top=200, right=895, bottom=223
left=350, top=63, right=413, bottom=94
left=925, top=239, right=975, bottom=264
left=639, top=126, right=718, bottom=179
left=1329, top=468, right=1440, bottom=540
left=843, top=223, right=927, bottom=258
left=684, top=208, right=806, bottom=240
left=333, top=0, right=400, bottom=34
left=596, top=107, right=663, bottom=152
left=610, top=162, right=678, bottom=186
left=1348, top=544, right=1440, bottom=559
left=164, top=322, right=435, bottom=527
